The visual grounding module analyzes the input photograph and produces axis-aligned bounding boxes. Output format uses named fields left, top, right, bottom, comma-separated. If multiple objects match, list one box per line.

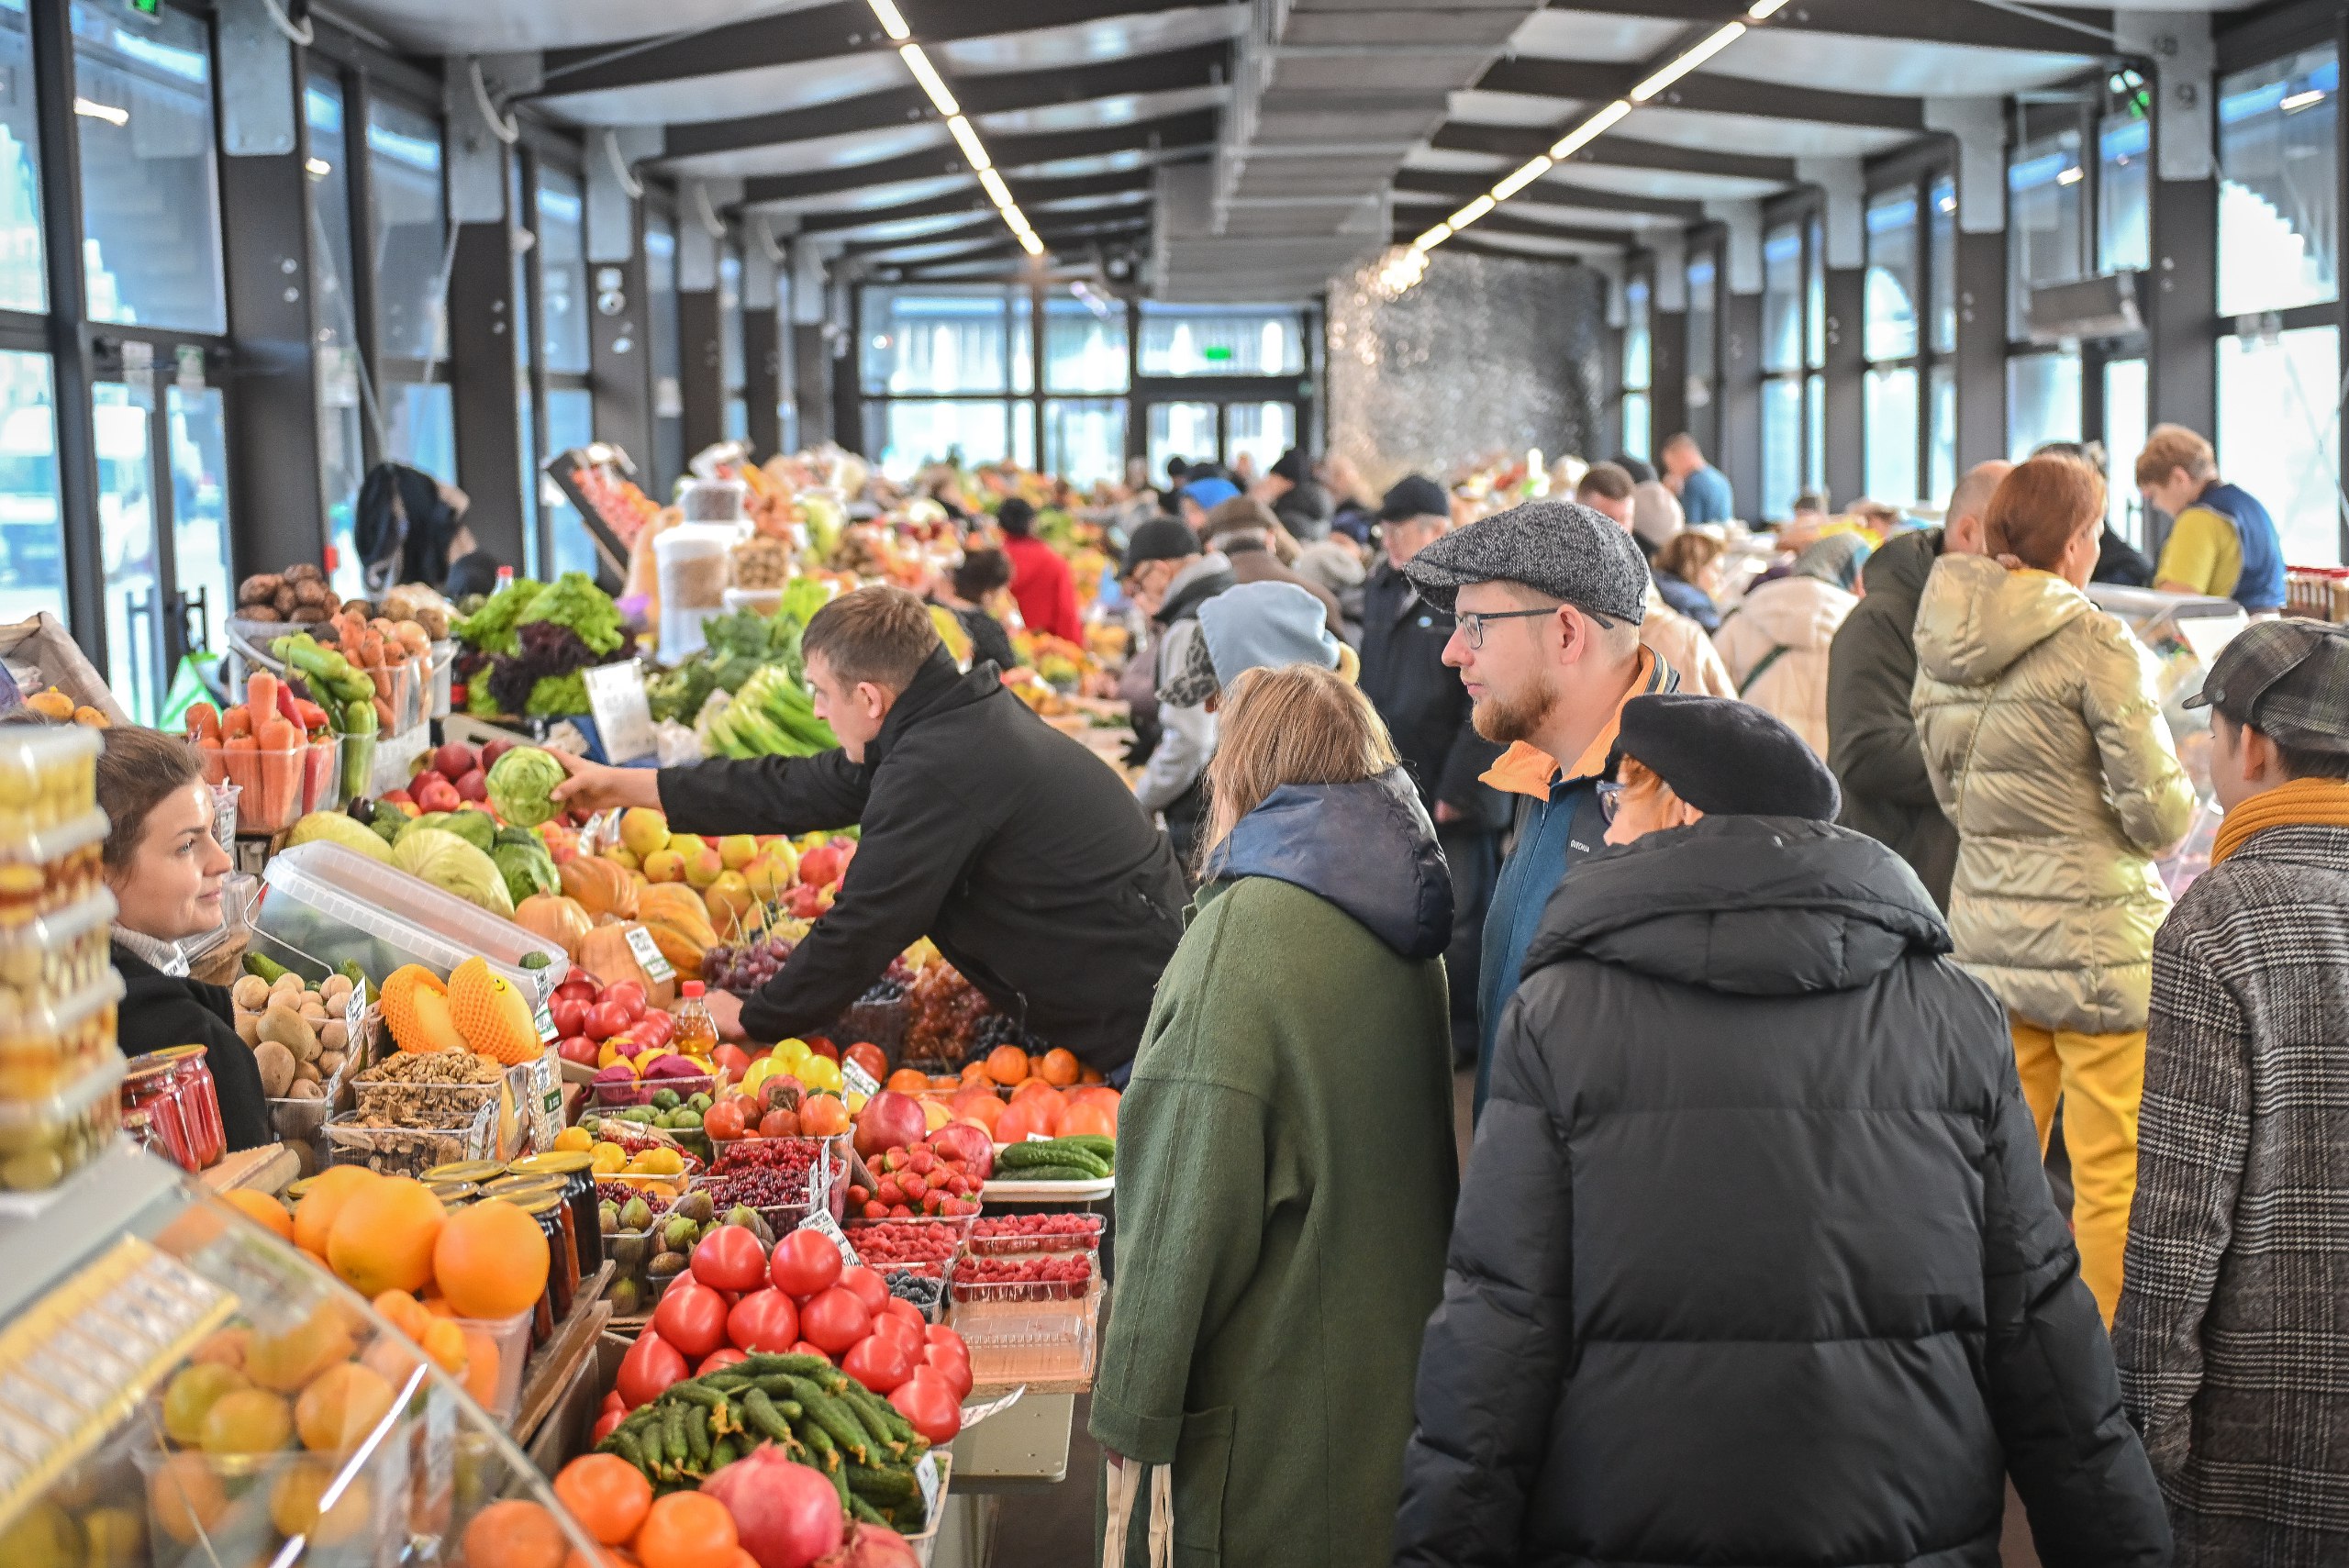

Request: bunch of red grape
left=703, top=934, right=795, bottom=996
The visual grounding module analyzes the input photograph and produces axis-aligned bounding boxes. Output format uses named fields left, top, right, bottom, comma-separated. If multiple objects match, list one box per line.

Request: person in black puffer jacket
left=1395, top=694, right=2169, bottom=1568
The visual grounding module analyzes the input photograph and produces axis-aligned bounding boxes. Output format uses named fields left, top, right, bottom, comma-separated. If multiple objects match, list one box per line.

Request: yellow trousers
left=2009, top=1018, right=2145, bottom=1326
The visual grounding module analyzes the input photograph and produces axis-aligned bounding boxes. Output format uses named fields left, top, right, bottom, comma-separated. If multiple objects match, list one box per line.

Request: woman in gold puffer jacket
left=1913, top=455, right=2194, bottom=1325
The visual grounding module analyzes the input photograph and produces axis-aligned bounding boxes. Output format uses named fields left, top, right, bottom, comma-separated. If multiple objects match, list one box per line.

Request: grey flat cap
left=1401, top=499, right=1650, bottom=625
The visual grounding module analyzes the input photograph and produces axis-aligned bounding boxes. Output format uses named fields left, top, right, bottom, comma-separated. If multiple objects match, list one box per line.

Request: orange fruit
left=148, top=1451, right=228, bottom=1544
left=462, top=1329, right=503, bottom=1407
left=959, top=1061, right=988, bottom=1084
left=199, top=1386, right=293, bottom=1454
left=296, top=1362, right=397, bottom=1452
left=162, top=1362, right=250, bottom=1446
left=1038, top=1048, right=1080, bottom=1087
left=373, top=1289, right=429, bottom=1340
left=223, top=1189, right=295, bottom=1240
left=328, top=1177, right=447, bottom=1297
left=422, top=1316, right=469, bottom=1375
left=271, top=1458, right=373, bottom=1545
left=188, top=1327, right=250, bottom=1372
left=1079, top=1066, right=1105, bottom=1085
left=293, top=1166, right=382, bottom=1257
left=461, top=1498, right=569, bottom=1568
left=983, top=1045, right=1028, bottom=1085
left=552, top=1454, right=652, bottom=1547
left=433, top=1201, right=550, bottom=1319
left=245, top=1307, right=356, bottom=1393
left=885, top=1068, right=928, bottom=1094
left=633, top=1493, right=737, bottom=1568
left=1063, top=1101, right=1117, bottom=1140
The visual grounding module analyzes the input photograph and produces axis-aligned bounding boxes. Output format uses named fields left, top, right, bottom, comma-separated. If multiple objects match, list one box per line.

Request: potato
left=289, top=1079, right=324, bottom=1101
left=317, top=1051, right=345, bottom=1079
left=319, top=974, right=352, bottom=1006
left=230, top=975, right=271, bottom=1012
left=236, top=1013, right=263, bottom=1046
left=253, top=1040, right=296, bottom=1099
left=294, top=1059, right=321, bottom=1084
left=257, top=1005, right=320, bottom=1062
left=269, top=973, right=305, bottom=1000
left=320, top=1019, right=348, bottom=1056
left=297, top=1000, right=329, bottom=1025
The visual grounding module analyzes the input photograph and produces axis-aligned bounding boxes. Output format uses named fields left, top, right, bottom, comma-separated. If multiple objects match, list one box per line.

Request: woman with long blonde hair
left=1090, top=663, right=1457, bottom=1568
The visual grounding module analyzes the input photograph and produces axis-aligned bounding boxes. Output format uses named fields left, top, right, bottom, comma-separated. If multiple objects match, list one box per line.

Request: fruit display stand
left=0, top=1141, right=616, bottom=1568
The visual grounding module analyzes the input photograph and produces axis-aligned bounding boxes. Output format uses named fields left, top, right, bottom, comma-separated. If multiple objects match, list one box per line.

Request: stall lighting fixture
left=73, top=97, right=128, bottom=126
left=1390, top=2, right=1792, bottom=289
left=2282, top=87, right=2328, bottom=112
left=865, top=0, right=1052, bottom=262
left=2055, top=165, right=2084, bottom=186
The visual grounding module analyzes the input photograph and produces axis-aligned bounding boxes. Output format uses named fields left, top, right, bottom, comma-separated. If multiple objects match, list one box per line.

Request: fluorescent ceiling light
left=2282, top=88, right=2327, bottom=112
left=978, top=168, right=1014, bottom=208
left=1631, top=22, right=1746, bottom=102
left=305, top=157, right=332, bottom=178
left=1415, top=222, right=1453, bottom=250
left=899, top=44, right=958, bottom=116
left=73, top=97, right=128, bottom=126
left=1746, top=0, right=1790, bottom=17
left=1551, top=99, right=1631, bottom=160
left=1002, top=204, right=1035, bottom=237
left=1018, top=230, right=1044, bottom=256
left=946, top=115, right=991, bottom=172
left=866, top=0, right=910, bottom=41
left=1491, top=155, right=1553, bottom=201
left=1448, top=195, right=1496, bottom=230
left=2055, top=165, right=2083, bottom=185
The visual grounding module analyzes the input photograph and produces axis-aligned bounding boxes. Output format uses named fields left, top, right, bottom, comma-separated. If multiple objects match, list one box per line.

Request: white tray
left=982, top=1174, right=1114, bottom=1202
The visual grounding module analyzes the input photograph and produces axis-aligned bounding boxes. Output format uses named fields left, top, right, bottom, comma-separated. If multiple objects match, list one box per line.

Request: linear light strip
left=867, top=1, right=1053, bottom=261
left=1408, top=6, right=1789, bottom=263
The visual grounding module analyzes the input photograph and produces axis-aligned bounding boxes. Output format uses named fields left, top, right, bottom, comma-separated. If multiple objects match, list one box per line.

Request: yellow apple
left=618, top=807, right=671, bottom=860
left=641, top=849, right=685, bottom=884
left=718, top=833, right=760, bottom=871
left=684, top=848, right=725, bottom=889
left=665, top=832, right=707, bottom=860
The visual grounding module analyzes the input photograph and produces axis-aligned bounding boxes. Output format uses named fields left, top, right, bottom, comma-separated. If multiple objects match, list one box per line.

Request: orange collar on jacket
left=1478, top=647, right=1664, bottom=800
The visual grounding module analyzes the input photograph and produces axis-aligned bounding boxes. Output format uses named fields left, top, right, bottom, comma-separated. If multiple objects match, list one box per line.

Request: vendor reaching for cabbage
left=549, top=585, right=1186, bottom=1079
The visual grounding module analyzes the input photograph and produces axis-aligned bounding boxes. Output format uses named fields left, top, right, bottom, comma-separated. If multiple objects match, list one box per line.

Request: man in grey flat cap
left=1403, top=498, right=1678, bottom=1117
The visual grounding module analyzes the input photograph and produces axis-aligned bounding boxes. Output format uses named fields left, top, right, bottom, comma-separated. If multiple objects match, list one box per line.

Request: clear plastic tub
left=0, top=885, right=116, bottom=1013
left=429, top=639, right=456, bottom=718
left=657, top=523, right=742, bottom=661
left=452, top=1307, right=533, bottom=1424
left=198, top=740, right=311, bottom=833
left=257, top=841, right=572, bottom=1005
left=0, top=969, right=123, bottom=1099
left=948, top=1272, right=1102, bottom=1385
left=678, top=478, right=748, bottom=523
left=323, top=1103, right=498, bottom=1176
left=0, top=806, right=109, bottom=917
left=0, top=720, right=99, bottom=837
left=0, top=1052, right=123, bottom=1191
left=968, top=1212, right=1104, bottom=1257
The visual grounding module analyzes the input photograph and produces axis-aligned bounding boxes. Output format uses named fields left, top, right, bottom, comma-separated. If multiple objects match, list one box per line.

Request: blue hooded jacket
left=1205, top=767, right=1453, bottom=962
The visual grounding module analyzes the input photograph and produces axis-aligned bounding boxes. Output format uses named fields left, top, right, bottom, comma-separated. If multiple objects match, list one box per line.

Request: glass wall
left=538, top=169, right=589, bottom=377
left=1620, top=273, right=1651, bottom=462
left=1864, top=188, right=1923, bottom=504
left=2219, top=324, right=2340, bottom=566
left=1138, top=304, right=1299, bottom=377
left=306, top=76, right=365, bottom=597
left=1759, top=218, right=1808, bottom=520
left=0, top=350, right=61, bottom=626
left=1685, top=251, right=1716, bottom=428
left=2099, top=109, right=2151, bottom=273
left=719, top=244, right=744, bottom=444
left=0, top=1, right=44, bottom=314
left=2009, top=127, right=2087, bottom=336
left=645, top=208, right=681, bottom=492
left=2103, top=357, right=2148, bottom=543
left=368, top=94, right=451, bottom=480
left=2217, top=48, right=2338, bottom=318
left=2007, top=350, right=2082, bottom=460
left=72, top=0, right=224, bottom=333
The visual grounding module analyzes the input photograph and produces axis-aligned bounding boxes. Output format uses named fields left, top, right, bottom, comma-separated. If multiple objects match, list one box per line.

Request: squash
left=515, top=894, right=594, bottom=960
left=579, top=922, right=674, bottom=1009
left=636, top=884, right=720, bottom=949
left=641, top=923, right=705, bottom=981
left=559, top=856, right=638, bottom=920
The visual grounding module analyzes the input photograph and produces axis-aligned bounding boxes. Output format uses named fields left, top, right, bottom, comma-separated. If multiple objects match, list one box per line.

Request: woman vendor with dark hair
left=100, top=726, right=270, bottom=1150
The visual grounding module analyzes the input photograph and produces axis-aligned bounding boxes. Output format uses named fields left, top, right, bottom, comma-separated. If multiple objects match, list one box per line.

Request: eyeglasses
left=1595, top=780, right=1627, bottom=822
left=1453, top=603, right=1618, bottom=651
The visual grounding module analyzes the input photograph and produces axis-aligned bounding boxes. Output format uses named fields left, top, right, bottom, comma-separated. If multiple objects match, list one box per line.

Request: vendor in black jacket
left=101, top=726, right=271, bottom=1151
left=552, top=586, right=1187, bottom=1075
left=1396, top=695, right=2168, bottom=1568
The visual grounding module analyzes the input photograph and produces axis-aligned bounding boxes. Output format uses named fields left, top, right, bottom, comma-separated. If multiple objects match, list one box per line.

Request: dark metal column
left=678, top=289, right=722, bottom=456
left=218, top=141, right=328, bottom=581
left=2146, top=178, right=2216, bottom=441
left=1720, top=290, right=1762, bottom=512
left=589, top=240, right=654, bottom=475
left=1650, top=310, right=1687, bottom=461
left=1954, top=229, right=2007, bottom=471
left=831, top=284, right=863, bottom=455
left=449, top=219, right=527, bottom=565
left=26, top=0, right=102, bottom=654
left=1823, top=266, right=1865, bottom=508
left=793, top=326, right=830, bottom=447
left=743, top=307, right=781, bottom=457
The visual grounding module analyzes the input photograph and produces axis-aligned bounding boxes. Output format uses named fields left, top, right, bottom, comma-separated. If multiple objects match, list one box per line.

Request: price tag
left=915, top=1451, right=942, bottom=1515
left=534, top=998, right=558, bottom=1044
left=1025, top=1131, right=1053, bottom=1142
left=624, top=926, right=675, bottom=986
left=345, top=985, right=371, bottom=1061
left=584, top=660, right=658, bottom=764
left=797, top=1206, right=860, bottom=1267
left=956, top=1385, right=1026, bottom=1432
left=840, top=1058, right=879, bottom=1100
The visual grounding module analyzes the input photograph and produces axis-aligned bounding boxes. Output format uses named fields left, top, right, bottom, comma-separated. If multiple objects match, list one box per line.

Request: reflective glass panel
left=1928, top=363, right=1956, bottom=508
left=1623, top=275, right=1651, bottom=390
left=1620, top=393, right=1651, bottom=467
left=95, top=381, right=157, bottom=720
left=1806, top=216, right=1826, bottom=370
left=1044, top=399, right=1126, bottom=487
left=539, top=168, right=589, bottom=375
left=306, top=77, right=365, bottom=601
left=2007, top=350, right=2083, bottom=461
left=73, top=1, right=225, bottom=331
left=1762, top=223, right=1802, bottom=374
left=1148, top=402, right=1217, bottom=483
left=874, top=401, right=1012, bottom=480
left=367, top=95, right=444, bottom=361
left=387, top=382, right=454, bottom=481
left=1137, top=304, right=1302, bottom=377
left=1929, top=178, right=1956, bottom=355
left=0, top=351, right=61, bottom=625
left=646, top=211, right=681, bottom=490
left=863, top=288, right=1012, bottom=395
left=1761, top=378, right=1802, bottom=520
left=1686, top=254, right=1716, bottom=384
left=0, top=0, right=46, bottom=313
left=718, top=246, right=742, bottom=393
left=1227, top=402, right=1294, bottom=478
left=1865, top=191, right=1919, bottom=361
left=2009, top=128, right=2087, bottom=336
left=2218, top=324, right=2339, bottom=566
left=168, top=382, right=229, bottom=657
left=2218, top=48, right=2339, bottom=316
left=1865, top=365, right=1919, bottom=506
left=2103, top=358, right=2148, bottom=543
left=545, top=387, right=597, bottom=580
left=1046, top=294, right=1128, bottom=394
left=2099, top=111, right=2151, bottom=273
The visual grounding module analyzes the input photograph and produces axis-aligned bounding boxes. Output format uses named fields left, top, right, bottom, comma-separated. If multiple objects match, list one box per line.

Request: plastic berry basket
left=949, top=1251, right=1097, bottom=1306
left=968, top=1212, right=1105, bottom=1257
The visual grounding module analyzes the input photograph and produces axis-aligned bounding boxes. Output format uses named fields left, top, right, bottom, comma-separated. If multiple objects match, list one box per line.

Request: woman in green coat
left=1092, top=662, right=1458, bottom=1567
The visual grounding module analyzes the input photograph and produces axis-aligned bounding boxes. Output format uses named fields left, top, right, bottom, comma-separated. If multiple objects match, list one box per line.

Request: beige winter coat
left=1641, top=583, right=1735, bottom=698
left=1712, top=573, right=1856, bottom=755
left=1911, top=554, right=2195, bottom=1034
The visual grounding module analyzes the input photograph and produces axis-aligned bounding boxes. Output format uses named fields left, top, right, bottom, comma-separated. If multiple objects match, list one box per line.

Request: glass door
left=92, top=370, right=234, bottom=726
left=1145, top=401, right=1217, bottom=486
left=169, top=384, right=233, bottom=677
left=94, top=382, right=159, bottom=724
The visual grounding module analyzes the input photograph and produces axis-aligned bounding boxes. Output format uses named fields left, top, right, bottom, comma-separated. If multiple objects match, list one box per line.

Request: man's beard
left=1471, top=670, right=1559, bottom=746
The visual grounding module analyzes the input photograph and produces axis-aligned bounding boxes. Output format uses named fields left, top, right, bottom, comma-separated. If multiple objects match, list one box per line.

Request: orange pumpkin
left=514, top=894, right=594, bottom=960
left=559, top=856, right=638, bottom=920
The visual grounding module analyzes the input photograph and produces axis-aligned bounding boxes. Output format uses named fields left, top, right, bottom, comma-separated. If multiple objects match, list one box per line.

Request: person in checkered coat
left=2116, top=619, right=2349, bottom=1565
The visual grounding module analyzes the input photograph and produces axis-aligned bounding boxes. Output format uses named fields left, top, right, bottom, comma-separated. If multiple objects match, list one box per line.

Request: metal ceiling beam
left=1475, top=56, right=1926, bottom=133
left=535, top=0, right=1212, bottom=98
left=1392, top=169, right=1701, bottom=221
left=740, top=109, right=1218, bottom=204
left=661, top=40, right=1231, bottom=161
left=781, top=169, right=1162, bottom=234
left=1442, top=232, right=1597, bottom=267
left=1543, top=0, right=2112, bottom=54
left=877, top=225, right=1151, bottom=274
left=1431, top=121, right=1798, bottom=183
left=1390, top=209, right=1630, bottom=248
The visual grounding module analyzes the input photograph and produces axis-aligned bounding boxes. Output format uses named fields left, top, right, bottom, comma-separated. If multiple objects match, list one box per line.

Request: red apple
left=380, top=787, right=414, bottom=807
left=481, top=736, right=515, bottom=770
left=433, top=741, right=476, bottom=779
left=415, top=775, right=461, bottom=813
left=454, top=769, right=489, bottom=803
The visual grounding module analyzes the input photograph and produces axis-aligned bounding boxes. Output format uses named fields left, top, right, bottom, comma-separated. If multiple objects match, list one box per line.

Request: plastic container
left=0, top=886, right=115, bottom=1013
left=968, top=1212, right=1104, bottom=1257
left=132, top=1437, right=406, bottom=1568
left=948, top=1271, right=1102, bottom=1385
left=0, top=720, right=99, bottom=839
left=0, top=806, right=109, bottom=917
left=678, top=477, right=748, bottom=523
left=195, top=739, right=310, bottom=833
left=451, top=1307, right=534, bottom=1423
left=323, top=1103, right=498, bottom=1176
left=589, top=1068, right=718, bottom=1108
left=257, top=841, right=572, bottom=1006
left=0, top=1053, right=123, bottom=1191
left=0, top=969, right=122, bottom=1099
left=656, top=524, right=742, bottom=661
left=722, top=586, right=783, bottom=617
left=429, top=639, right=456, bottom=718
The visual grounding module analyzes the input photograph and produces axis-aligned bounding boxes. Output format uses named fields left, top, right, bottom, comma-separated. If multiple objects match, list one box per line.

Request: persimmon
left=552, top=1453, right=652, bottom=1547
left=632, top=1493, right=737, bottom=1568
left=462, top=1499, right=569, bottom=1568
left=983, top=1045, right=1029, bottom=1085
left=885, top=1068, right=929, bottom=1094
left=1038, top=1048, right=1081, bottom=1086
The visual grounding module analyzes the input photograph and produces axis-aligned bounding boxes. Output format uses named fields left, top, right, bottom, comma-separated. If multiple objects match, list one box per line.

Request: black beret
left=1609, top=694, right=1842, bottom=820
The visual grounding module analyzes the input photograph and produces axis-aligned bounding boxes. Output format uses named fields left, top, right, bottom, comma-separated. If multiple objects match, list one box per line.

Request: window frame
left=1861, top=169, right=1944, bottom=506
left=1757, top=199, right=1827, bottom=520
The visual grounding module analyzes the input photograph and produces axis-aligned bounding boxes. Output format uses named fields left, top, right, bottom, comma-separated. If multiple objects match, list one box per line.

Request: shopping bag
left=1100, top=1458, right=1173, bottom=1568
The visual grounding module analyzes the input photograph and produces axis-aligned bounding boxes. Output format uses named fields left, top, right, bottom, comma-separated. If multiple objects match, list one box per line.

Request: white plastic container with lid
left=656, top=523, right=745, bottom=661
left=677, top=477, right=748, bottom=524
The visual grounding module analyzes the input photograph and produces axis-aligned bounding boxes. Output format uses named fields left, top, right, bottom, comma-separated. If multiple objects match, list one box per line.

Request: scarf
left=113, top=924, right=189, bottom=978
left=2210, top=776, right=2349, bottom=866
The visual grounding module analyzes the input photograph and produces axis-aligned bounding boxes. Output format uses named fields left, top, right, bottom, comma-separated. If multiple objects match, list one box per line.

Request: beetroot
left=701, top=1442, right=843, bottom=1568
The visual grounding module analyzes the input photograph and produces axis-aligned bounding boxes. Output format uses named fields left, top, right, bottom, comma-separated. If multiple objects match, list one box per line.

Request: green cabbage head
left=389, top=828, right=515, bottom=916
left=486, top=746, right=567, bottom=828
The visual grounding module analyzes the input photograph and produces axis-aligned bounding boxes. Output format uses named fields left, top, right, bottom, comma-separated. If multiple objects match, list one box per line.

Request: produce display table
left=516, top=1261, right=616, bottom=1440
left=930, top=1395, right=1079, bottom=1568
left=201, top=1140, right=300, bottom=1194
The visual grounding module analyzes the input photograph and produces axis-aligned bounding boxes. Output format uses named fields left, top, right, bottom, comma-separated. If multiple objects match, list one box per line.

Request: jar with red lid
left=150, top=1045, right=225, bottom=1167
left=120, top=1055, right=198, bottom=1171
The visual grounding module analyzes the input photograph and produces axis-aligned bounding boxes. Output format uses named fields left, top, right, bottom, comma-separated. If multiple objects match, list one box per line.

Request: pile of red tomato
left=549, top=971, right=679, bottom=1069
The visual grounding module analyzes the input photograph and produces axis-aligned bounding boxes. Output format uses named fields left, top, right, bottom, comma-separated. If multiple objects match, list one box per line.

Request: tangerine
left=161, top=1362, right=250, bottom=1446
left=422, top=1316, right=469, bottom=1375
left=147, top=1451, right=227, bottom=1544
left=462, top=1329, right=503, bottom=1407
left=292, top=1166, right=381, bottom=1257
left=1038, top=1048, right=1081, bottom=1087
left=434, top=1200, right=550, bottom=1319
left=1062, top=1101, right=1118, bottom=1140
left=958, top=1061, right=988, bottom=1084
left=198, top=1386, right=293, bottom=1454
left=983, top=1045, right=1029, bottom=1085
left=295, top=1362, right=397, bottom=1452
left=270, top=1459, right=373, bottom=1545
left=328, top=1177, right=447, bottom=1297
left=460, top=1499, right=568, bottom=1568
left=551, top=1453, right=652, bottom=1547
left=885, top=1068, right=928, bottom=1094
left=245, top=1306, right=356, bottom=1393
left=373, top=1289, right=430, bottom=1340
left=222, top=1189, right=295, bottom=1240
left=632, top=1493, right=737, bottom=1568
